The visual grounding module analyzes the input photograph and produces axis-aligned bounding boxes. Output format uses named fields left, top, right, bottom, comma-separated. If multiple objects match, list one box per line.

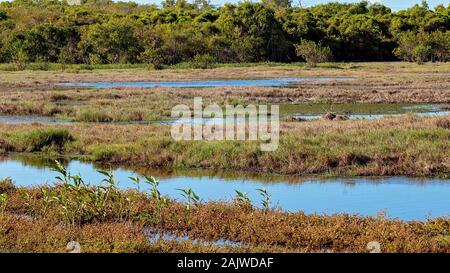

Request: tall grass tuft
left=76, top=109, right=113, bottom=122
left=12, top=128, right=74, bottom=152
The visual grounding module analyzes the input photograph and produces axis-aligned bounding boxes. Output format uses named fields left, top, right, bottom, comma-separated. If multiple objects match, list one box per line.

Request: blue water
left=0, top=158, right=448, bottom=221
left=58, top=77, right=353, bottom=88
left=0, top=115, right=71, bottom=125
left=293, top=111, right=450, bottom=121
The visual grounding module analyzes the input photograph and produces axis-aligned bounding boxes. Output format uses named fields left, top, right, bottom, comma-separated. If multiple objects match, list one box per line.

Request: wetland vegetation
left=0, top=62, right=449, bottom=253
left=0, top=0, right=448, bottom=254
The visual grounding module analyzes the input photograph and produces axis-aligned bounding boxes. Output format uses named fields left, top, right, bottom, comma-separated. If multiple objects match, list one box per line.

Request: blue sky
left=129, top=0, right=448, bottom=10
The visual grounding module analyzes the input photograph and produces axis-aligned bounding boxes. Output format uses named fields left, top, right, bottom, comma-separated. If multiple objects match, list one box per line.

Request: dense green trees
left=394, top=30, right=450, bottom=63
left=0, top=0, right=448, bottom=66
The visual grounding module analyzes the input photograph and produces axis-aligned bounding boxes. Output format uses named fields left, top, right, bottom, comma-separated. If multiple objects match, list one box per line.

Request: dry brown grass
left=0, top=62, right=448, bottom=84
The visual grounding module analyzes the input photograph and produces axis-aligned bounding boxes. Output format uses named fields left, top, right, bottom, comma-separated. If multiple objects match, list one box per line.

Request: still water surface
left=0, top=157, right=448, bottom=221
left=59, top=77, right=353, bottom=88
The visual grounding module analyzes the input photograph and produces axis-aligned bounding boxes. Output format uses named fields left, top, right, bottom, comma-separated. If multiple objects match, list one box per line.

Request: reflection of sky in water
left=0, top=115, right=71, bottom=125
left=59, top=77, right=353, bottom=88
left=293, top=111, right=450, bottom=121
left=1, top=159, right=449, bottom=221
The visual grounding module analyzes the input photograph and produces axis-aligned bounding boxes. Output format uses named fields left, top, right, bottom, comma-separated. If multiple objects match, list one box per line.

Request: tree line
left=0, top=0, right=448, bottom=68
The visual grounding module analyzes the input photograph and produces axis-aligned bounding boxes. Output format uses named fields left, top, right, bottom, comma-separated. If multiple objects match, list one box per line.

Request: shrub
left=393, top=31, right=418, bottom=62
left=58, top=45, right=76, bottom=69
left=11, top=49, right=28, bottom=71
left=394, top=31, right=448, bottom=63
left=189, top=54, right=216, bottom=69
left=140, top=47, right=169, bottom=70
left=413, top=45, right=431, bottom=64
left=295, top=40, right=332, bottom=67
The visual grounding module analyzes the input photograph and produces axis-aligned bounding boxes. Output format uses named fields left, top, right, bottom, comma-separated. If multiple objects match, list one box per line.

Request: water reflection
left=58, top=77, right=354, bottom=88
left=0, top=155, right=448, bottom=221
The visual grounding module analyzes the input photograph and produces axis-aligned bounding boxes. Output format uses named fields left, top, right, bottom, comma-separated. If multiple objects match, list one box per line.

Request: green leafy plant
left=95, top=169, right=121, bottom=220
left=129, top=176, right=141, bottom=191
left=234, top=190, right=253, bottom=211
left=50, top=161, right=123, bottom=225
left=0, top=193, right=7, bottom=216
left=144, top=176, right=169, bottom=221
left=20, top=189, right=33, bottom=216
left=256, top=188, right=271, bottom=211
left=177, top=188, right=200, bottom=213
left=40, top=187, right=56, bottom=216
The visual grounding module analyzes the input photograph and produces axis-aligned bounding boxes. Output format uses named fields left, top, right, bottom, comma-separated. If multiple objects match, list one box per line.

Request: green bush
left=295, top=40, right=332, bottom=67
left=140, top=47, right=169, bottom=70
left=11, top=49, right=28, bottom=71
left=189, top=54, right=216, bottom=69
left=413, top=45, right=431, bottom=64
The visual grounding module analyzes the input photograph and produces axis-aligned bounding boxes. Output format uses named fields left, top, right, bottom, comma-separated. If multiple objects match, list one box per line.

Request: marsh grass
left=0, top=116, right=448, bottom=177
left=0, top=85, right=448, bottom=124
left=0, top=63, right=448, bottom=125
left=0, top=63, right=149, bottom=72
left=76, top=109, right=114, bottom=123
left=1, top=128, right=74, bottom=153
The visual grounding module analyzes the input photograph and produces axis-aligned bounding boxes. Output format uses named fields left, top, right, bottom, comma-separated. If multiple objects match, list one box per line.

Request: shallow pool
left=0, top=156, right=448, bottom=221
left=0, top=115, right=71, bottom=125
left=59, top=77, right=353, bottom=88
